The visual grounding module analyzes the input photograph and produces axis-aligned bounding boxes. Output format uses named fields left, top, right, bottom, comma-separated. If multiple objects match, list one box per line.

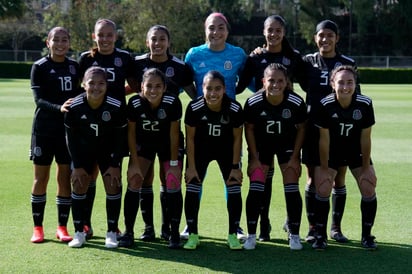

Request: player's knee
left=317, top=179, right=333, bottom=197
left=249, top=167, right=266, bottom=182
left=359, top=178, right=376, bottom=197
left=166, top=173, right=181, bottom=191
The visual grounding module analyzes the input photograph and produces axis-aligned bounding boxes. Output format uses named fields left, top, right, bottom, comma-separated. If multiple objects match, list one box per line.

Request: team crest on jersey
left=224, top=61, right=232, bottom=70
left=69, top=65, right=76, bottom=75
left=157, top=109, right=166, bottom=119
left=114, top=57, right=123, bottom=67
left=282, top=109, right=292, bottom=119
left=102, top=111, right=111, bottom=121
left=220, top=115, right=230, bottom=124
left=282, top=57, right=291, bottom=66
left=353, top=109, right=362, bottom=120
left=165, top=67, right=175, bottom=78
left=334, top=62, right=343, bottom=69
left=33, top=146, right=42, bottom=157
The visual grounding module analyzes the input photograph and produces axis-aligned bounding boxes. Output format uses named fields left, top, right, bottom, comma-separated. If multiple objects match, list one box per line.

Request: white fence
left=1, top=50, right=412, bottom=68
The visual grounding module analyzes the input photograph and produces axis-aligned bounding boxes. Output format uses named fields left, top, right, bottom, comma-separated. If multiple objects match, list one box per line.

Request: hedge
left=0, top=61, right=411, bottom=84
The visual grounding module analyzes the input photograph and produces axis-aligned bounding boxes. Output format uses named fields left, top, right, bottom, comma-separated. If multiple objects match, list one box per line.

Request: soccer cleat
left=183, top=233, right=200, bottom=250
left=118, top=232, right=135, bottom=248
left=243, top=234, right=257, bottom=250
left=180, top=225, right=189, bottom=240
left=237, top=227, right=247, bottom=242
left=289, top=234, right=303, bottom=250
left=56, top=226, right=72, bottom=242
left=160, top=225, right=171, bottom=241
left=330, top=230, right=349, bottom=243
left=305, top=227, right=316, bottom=244
left=227, top=233, right=243, bottom=250
left=312, top=236, right=327, bottom=251
left=105, top=231, right=119, bottom=248
left=68, top=231, right=86, bottom=248
left=140, top=228, right=155, bottom=241
left=31, top=226, right=44, bottom=243
left=83, top=225, right=93, bottom=240
left=361, top=235, right=377, bottom=250
left=168, top=233, right=182, bottom=249
left=258, top=223, right=272, bottom=242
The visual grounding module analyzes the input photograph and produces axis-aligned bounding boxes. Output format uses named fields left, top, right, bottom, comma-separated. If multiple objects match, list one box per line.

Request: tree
left=0, top=0, right=25, bottom=19
left=0, top=7, right=42, bottom=61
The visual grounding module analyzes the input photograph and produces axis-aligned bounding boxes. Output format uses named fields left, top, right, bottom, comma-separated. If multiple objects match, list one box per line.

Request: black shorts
left=302, top=123, right=320, bottom=166
left=328, top=152, right=373, bottom=170
left=30, top=134, right=71, bottom=165
left=137, top=141, right=185, bottom=162
left=258, top=146, right=297, bottom=167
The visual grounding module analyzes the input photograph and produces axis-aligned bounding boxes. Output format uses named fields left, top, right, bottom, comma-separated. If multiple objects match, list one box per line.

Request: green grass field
left=0, top=79, right=411, bottom=273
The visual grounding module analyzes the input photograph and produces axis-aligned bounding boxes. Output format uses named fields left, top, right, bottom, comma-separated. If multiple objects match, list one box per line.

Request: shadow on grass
left=80, top=235, right=412, bottom=273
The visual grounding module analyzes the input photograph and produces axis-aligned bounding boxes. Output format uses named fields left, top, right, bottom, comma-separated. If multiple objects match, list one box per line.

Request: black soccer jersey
left=134, top=53, right=193, bottom=96
left=64, top=93, right=127, bottom=168
left=237, top=48, right=305, bottom=93
left=127, top=92, right=182, bottom=150
left=31, top=55, right=81, bottom=137
left=79, top=48, right=135, bottom=104
left=244, top=90, right=307, bottom=150
left=184, top=95, right=244, bottom=154
left=301, top=52, right=358, bottom=112
left=314, top=93, right=375, bottom=159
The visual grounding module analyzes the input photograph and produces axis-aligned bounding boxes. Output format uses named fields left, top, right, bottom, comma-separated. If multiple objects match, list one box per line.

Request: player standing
left=65, top=66, right=127, bottom=248
left=236, top=15, right=305, bottom=241
left=311, top=65, right=377, bottom=250
left=182, top=12, right=247, bottom=240
left=130, top=25, right=194, bottom=242
left=243, top=64, right=307, bottom=250
left=183, top=71, right=244, bottom=250
left=301, top=20, right=360, bottom=243
left=78, top=18, right=137, bottom=238
left=29, top=27, right=80, bottom=243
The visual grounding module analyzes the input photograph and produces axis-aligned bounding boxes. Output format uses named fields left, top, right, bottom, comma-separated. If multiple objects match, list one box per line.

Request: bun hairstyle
left=203, top=70, right=226, bottom=87
left=330, top=65, right=357, bottom=84
left=83, top=66, right=107, bottom=83
left=205, top=12, right=230, bottom=31
left=142, top=67, right=167, bottom=87
left=315, top=20, right=338, bottom=35
left=47, top=27, right=70, bottom=40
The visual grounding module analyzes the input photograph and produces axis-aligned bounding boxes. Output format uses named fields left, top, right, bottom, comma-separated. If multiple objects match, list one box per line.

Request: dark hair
left=146, top=25, right=171, bottom=55
left=83, top=66, right=107, bottom=83
left=47, top=27, right=70, bottom=41
left=264, top=63, right=292, bottom=90
left=330, top=65, right=357, bottom=84
left=203, top=70, right=225, bottom=87
left=142, top=67, right=167, bottom=87
left=263, top=15, right=297, bottom=57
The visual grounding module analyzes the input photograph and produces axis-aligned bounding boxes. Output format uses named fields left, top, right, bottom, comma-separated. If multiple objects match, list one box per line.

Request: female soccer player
left=182, top=12, right=247, bottom=240
left=301, top=20, right=360, bottom=243
left=183, top=70, right=244, bottom=250
left=78, top=18, right=137, bottom=238
left=119, top=68, right=184, bottom=249
left=65, top=66, right=127, bottom=248
left=131, top=25, right=194, bottom=242
left=184, top=12, right=247, bottom=99
left=236, top=15, right=305, bottom=241
left=311, top=65, right=377, bottom=250
left=243, top=63, right=307, bottom=250
left=29, top=27, right=80, bottom=243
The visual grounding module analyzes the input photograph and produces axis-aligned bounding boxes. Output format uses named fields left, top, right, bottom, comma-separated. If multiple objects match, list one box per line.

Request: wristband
left=170, top=160, right=179, bottom=167
left=232, top=163, right=240, bottom=169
